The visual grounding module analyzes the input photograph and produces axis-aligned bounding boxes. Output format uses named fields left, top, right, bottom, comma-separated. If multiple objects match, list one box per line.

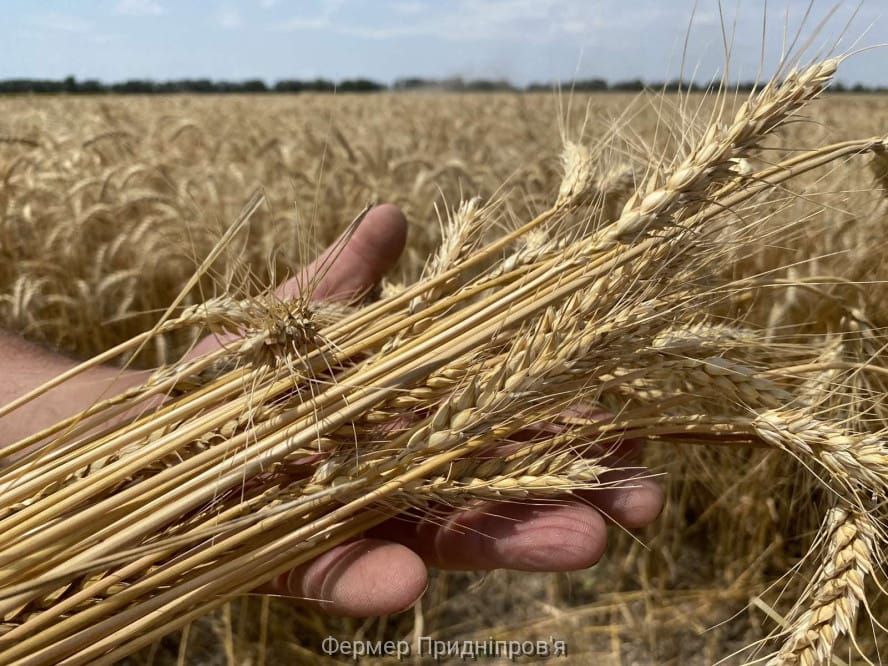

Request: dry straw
left=0, top=55, right=887, bottom=665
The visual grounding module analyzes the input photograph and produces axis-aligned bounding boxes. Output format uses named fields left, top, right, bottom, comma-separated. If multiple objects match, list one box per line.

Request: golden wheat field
left=1, top=60, right=887, bottom=666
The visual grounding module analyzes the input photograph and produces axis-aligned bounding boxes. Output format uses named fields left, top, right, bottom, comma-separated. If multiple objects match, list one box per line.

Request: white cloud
left=218, top=6, right=243, bottom=29
left=274, top=0, right=615, bottom=42
left=113, top=0, right=166, bottom=16
left=90, top=33, right=118, bottom=44
left=388, top=1, right=424, bottom=16
left=690, top=11, right=719, bottom=27
left=321, top=0, right=346, bottom=14
left=274, top=16, right=329, bottom=31
left=29, top=12, right=93, bottom=33
left=273, top=0, right=344, bottom=32
left=259, top=0, right=278, bottom=7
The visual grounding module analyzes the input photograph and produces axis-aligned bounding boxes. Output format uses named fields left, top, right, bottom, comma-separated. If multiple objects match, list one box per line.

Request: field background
left=1, top=91, right=886, bottom=664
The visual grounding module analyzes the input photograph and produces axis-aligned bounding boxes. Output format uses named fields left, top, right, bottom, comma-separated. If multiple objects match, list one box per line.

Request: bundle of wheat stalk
left=0, top=54, right=886, bottom=665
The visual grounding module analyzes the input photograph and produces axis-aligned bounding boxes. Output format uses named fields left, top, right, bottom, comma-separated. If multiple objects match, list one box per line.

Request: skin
left=0, top=203, right=664, bottom=618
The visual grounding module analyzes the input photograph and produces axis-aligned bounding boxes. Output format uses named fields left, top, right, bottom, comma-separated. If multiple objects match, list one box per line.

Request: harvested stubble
left=0, top=57, right=887, bottom=665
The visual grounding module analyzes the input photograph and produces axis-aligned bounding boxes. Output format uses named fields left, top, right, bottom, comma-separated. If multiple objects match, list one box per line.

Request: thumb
left=277, top=204, right=408, bottom=303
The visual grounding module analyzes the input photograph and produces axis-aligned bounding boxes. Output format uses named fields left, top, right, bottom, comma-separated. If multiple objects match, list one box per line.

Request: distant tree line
left=0, top=75, right=884, bottom=95
left=525, top=78, right=887, bottom=94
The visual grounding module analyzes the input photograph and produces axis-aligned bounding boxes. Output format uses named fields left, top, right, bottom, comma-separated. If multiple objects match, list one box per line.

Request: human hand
left=199, top=204, right=664, bottom=616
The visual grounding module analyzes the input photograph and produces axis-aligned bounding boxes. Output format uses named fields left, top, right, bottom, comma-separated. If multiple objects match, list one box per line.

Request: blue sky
left=1, top=0, right=885, bottom=86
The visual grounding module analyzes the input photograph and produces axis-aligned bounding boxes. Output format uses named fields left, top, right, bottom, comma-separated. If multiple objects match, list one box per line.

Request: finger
left=258, top=538, right=427, bottom=617
left=277, top=203, right=408, bottom=303
left=372, top=502, right=608, bottom=572
left=505, top=408, right=644, bottom=465
left=580, top=473, right=664, bottom=529
left=555, top=406, right=645, bottom=464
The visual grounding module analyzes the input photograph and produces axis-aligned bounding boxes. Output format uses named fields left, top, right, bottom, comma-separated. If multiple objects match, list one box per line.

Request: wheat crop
left=0, top=46, right=887, bottom=666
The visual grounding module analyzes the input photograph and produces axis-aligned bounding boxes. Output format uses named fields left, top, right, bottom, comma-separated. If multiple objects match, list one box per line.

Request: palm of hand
left=196, top=204, right=663, bottom=616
